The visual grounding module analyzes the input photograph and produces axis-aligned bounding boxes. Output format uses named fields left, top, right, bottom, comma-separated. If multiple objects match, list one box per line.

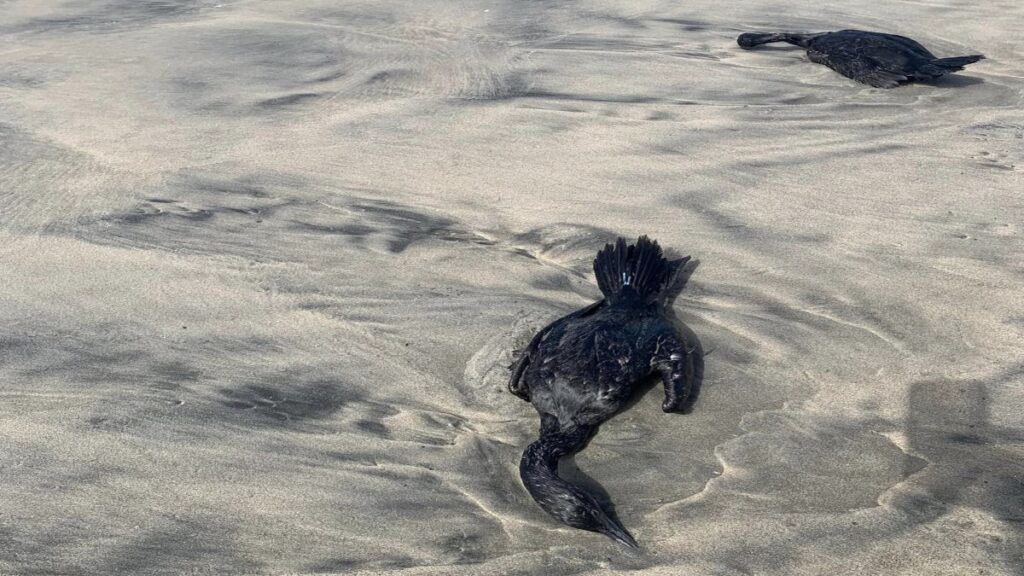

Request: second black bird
left=738, top=29, right=984, bottom=88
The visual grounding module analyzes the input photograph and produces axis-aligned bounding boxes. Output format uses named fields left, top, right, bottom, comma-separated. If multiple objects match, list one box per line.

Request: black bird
left=737, top=29, right=984, bottom=88
left=509, top=236, right=695, bottom=548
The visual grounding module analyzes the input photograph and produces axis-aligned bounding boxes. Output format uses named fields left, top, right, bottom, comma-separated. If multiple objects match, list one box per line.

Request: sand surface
left=2, top=1, right=1022, bottom=574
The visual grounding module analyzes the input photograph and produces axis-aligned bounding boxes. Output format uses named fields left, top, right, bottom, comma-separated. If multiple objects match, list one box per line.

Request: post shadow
left=903, top=370, right=1024, bottom=574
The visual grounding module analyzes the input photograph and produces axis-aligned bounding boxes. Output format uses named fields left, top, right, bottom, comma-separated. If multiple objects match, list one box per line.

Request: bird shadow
left=917, top=74, right=985, bottom=88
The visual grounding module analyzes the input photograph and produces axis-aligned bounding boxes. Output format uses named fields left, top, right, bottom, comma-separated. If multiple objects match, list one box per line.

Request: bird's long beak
left=599, top=517, right=639, bottom=548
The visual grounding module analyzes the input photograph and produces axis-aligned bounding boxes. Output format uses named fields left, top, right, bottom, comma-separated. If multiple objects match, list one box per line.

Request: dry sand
left=1, top=1, right=1022, bottom=574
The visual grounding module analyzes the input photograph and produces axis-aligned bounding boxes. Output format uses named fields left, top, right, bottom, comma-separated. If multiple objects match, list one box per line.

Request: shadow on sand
left=900, top=370, right=1024, bottom=574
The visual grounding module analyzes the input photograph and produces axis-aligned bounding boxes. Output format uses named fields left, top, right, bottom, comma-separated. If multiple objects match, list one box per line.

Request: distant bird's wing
left=810, top=46, right=908, bottom=88
left=871, top=32, right=935, bottom=59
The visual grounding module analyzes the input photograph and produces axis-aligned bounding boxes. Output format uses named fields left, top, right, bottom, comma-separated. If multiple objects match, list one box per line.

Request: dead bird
left=509, top=236, right=696, bottom=547
left=737, top=29, right=984, bottom=88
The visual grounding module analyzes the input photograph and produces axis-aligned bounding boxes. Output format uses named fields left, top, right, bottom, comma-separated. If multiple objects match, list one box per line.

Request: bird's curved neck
left=520, top=423, right=590, bottom=486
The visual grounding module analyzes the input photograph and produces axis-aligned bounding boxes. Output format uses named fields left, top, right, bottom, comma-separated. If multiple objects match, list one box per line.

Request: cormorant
left=737, top=29, right=984, bottom=88
left=509, top=236, right=695, bottom=547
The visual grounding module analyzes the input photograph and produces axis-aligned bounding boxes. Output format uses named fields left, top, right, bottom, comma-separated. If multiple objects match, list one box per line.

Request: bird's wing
left=508, top=300, right=605, bottom=395
left=812, top=46, right=908, bottom=88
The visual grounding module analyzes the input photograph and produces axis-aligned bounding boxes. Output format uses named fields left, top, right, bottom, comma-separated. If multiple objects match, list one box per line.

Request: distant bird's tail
left=593, top=236, right=685, bottom=304
left=914, top=54, right=985, bottom=79
left=929, top=54, right=985, bottom=71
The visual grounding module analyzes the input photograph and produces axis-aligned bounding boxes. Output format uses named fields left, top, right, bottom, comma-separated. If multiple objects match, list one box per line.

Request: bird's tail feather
left=593, top=236, right=683, bottom=304
left=928, top=55, right=985, bottom=70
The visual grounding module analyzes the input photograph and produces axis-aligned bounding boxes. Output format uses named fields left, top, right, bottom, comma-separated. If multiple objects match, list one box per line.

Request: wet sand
left=1, top=1, right=1022, bottom=574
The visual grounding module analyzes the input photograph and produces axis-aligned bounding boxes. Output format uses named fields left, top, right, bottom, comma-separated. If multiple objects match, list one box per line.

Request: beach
left=1, top=1, right=1022, bottom=574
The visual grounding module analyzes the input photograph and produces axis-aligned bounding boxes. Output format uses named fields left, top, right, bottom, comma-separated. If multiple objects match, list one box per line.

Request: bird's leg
left=540, top=413, right=560, bottom=435
left=655, top=338, right=693, bottom=413
left=507, top=352, right=531, bottom=401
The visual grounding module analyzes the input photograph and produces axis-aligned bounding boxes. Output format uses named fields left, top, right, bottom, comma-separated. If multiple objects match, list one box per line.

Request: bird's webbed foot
left=656, top=338, right=694, bottom=413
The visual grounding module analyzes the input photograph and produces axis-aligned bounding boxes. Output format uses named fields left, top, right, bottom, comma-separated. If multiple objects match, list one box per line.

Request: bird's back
left=525, top=303, right=668, bottom=426
left=811, top=30, right=937, bottom=67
